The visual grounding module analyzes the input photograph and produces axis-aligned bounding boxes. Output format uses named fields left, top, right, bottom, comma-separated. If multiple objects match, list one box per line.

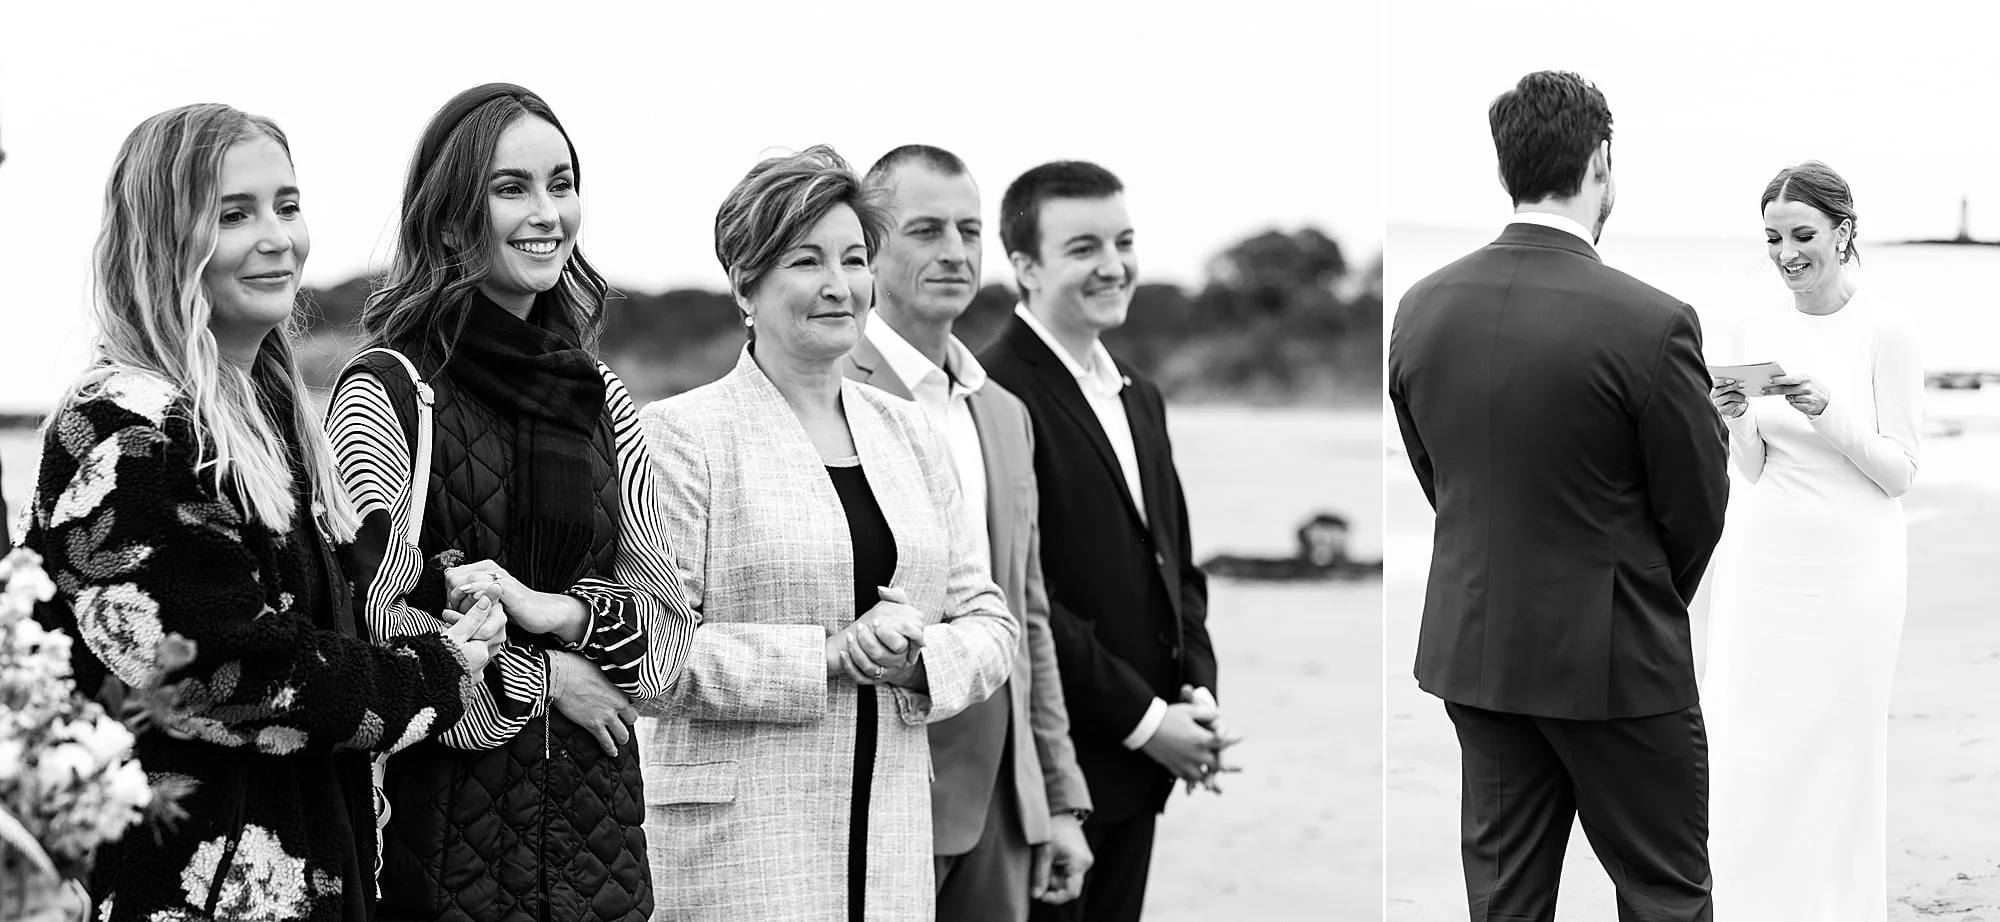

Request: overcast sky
left=0, top=0, right=1378, bottom=411
left=1386, top=0, right=2000, bottom=241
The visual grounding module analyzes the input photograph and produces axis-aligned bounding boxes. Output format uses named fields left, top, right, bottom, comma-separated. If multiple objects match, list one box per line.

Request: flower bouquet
left=0, top=547, right=181, bottom=922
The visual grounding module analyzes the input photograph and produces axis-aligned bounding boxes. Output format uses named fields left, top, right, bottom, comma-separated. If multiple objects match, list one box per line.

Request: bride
left=1704, top=160, right=1921, bottom=921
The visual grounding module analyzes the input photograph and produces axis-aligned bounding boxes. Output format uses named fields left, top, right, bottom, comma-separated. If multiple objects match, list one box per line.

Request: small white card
left=1707, top=362, right=1788, bottom=395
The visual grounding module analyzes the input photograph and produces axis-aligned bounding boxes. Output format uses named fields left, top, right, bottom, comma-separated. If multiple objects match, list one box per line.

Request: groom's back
left=1388, top=222, right=1729, bottom=721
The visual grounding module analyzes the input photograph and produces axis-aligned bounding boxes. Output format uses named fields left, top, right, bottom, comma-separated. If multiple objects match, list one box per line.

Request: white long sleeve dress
left=1702, top=288, right=1921, bottom=922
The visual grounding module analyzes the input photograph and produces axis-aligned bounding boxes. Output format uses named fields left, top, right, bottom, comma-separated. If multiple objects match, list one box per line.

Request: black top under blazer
left=1388, top=222, right=1730, bottom=722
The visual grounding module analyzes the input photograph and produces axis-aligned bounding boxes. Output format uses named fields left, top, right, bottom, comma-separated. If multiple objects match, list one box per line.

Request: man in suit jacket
left=980, top=160, right=1230, bottom=922
left=841, top=145, right=1094, bottom=921
left=1388, top=71, right=1730, bottom=921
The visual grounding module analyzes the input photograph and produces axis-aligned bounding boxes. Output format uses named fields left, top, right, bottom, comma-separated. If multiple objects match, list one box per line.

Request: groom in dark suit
left=982, top=160, right=1229, bottom=922
left=1388, top=71, right=1730, bottom=921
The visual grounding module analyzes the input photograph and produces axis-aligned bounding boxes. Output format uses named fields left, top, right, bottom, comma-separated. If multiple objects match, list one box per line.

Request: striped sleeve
left=327, top=366, right=549, bottom=751
left=560, top=365, right=698, bottom=700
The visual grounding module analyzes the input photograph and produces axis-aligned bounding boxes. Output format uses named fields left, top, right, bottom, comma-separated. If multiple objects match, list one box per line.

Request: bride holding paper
left=1703, top=160, right=1922, bottom=921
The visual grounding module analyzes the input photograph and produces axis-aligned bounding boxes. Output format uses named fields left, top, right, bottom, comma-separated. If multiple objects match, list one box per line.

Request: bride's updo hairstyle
left=1761, top=161, right=1859, bottom=264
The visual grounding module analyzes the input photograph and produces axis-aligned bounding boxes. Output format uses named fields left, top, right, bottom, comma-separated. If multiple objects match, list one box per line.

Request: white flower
left=73, top=583, right=163, bottom=689
left=0, top=739, right=23, bottom=783
left=77, top=714, right=137, bottom=772
left=0, top=549, right=55, bottom=622
left=35, top=741, right=96, bottom=790
left=106, top=759, right=153, bottom=812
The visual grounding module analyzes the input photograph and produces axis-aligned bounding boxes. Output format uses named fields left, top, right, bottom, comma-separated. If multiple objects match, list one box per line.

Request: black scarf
left=442, top=291, right=606, bottom=594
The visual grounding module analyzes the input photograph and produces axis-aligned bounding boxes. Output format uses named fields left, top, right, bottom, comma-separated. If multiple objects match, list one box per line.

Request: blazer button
left=1156, top=631, right=1172, bottom=647
left=1171, top=645, right=1183, bottom=660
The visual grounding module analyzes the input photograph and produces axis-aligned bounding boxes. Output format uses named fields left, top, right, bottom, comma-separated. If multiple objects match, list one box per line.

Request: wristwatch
left=1062, top=808, right=1089, bottom=824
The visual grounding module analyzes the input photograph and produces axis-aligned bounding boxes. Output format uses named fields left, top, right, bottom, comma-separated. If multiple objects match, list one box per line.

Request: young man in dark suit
left=981, top=160, right=1233, bottom=922
left=1388, top=71, right=1730, bottom=921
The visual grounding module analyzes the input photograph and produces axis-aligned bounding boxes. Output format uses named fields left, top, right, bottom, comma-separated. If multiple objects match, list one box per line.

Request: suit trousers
left=1445, top=701, right=1712, bottom=922
left=1026, top=811, right=1155, bottom=922
left=935, top=755, right=1031, bottom=922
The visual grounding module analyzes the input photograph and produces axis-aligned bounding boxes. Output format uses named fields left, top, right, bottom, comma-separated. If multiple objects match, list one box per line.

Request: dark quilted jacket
left=360, top=350, right=652, bottom=922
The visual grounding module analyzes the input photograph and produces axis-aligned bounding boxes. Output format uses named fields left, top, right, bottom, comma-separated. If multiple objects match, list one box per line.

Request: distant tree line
left=300, top=226, right=1381, bottom=407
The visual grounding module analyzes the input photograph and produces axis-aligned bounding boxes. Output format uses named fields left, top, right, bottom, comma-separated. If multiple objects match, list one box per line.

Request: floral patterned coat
left=20, top=369, right=476, bottom=922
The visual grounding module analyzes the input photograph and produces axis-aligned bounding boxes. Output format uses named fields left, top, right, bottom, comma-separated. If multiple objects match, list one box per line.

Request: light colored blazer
left=841, top=337, right=1092, bottom=855
left=635, top=348, right=1018, bottom=921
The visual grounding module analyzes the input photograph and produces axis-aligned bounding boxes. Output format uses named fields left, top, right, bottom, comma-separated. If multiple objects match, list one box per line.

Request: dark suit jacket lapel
left=1117, top=367, right=1174, bottom=551
left=1001, top=317, right=1148, bottom=529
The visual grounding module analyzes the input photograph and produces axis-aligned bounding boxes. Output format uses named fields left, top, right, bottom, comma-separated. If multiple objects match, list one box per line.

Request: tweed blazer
left=635, top=348, right=1019, bottom=921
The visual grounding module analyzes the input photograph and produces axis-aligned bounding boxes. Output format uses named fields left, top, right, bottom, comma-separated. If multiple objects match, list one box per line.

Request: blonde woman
left=19, top=103, right=501, bottom=922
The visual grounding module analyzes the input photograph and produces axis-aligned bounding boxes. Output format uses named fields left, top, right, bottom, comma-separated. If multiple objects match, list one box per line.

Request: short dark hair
left=713, top=144, right=892, bottom=301
left=1488, top=71, right=1614, bottom=206
left=1000, top=160, right=1124, bottom=261
left=865, top=144, right=969, bottom=188
left=1761, top=160, right=1861, bottom=263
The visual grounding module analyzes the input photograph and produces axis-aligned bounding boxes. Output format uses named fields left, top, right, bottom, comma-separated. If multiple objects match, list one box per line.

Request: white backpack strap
left=341, top=346, right=433, bottom=900
left=347, top=347, right=434, bottom=546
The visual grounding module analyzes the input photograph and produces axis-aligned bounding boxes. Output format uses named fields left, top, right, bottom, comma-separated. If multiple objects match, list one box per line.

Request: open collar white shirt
left=864, top=317, right=990, bottom=564
left=1013, top=304, right=1147, bottom=527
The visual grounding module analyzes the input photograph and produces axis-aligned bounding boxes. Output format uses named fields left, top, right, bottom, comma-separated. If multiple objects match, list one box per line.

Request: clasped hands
left=444, top=560, right=637, bottom=757
left=1711, top=373, right=1830, bottom=419
left=826, top=587, right=928, bottom=687
left=1141, top=685, right=1244, bottom=796
left=444, top=559, right=592, bottom=644
left=432, top=562, right=511, bottom=676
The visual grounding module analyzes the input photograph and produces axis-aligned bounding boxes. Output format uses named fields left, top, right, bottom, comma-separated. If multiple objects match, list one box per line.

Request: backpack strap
left=344, top=347, right=434, bottom=547
left=337, top=346, right=433, bottom=900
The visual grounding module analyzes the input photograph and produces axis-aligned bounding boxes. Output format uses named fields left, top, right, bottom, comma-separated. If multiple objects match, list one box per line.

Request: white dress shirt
left=1014, top=304, right=1180, bottom=749
left=1508, top=210, right=1597, bottom=251
left=864, top=318, right=990, bottom=566
left=1013, top=305, right=1147, bottom=524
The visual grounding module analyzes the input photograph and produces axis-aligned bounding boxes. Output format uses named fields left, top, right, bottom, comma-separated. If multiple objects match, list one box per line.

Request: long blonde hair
left=81, top=103, right=356, bottom=539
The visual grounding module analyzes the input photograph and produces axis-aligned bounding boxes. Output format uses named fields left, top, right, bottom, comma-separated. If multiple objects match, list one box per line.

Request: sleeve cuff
left=562, top=591, right=600, bottom=652
left=1120, top=697, right=1168, bottom=750
left=891, top=686, right=933, bottom=726
left=495, top=645, right=550, bottom=711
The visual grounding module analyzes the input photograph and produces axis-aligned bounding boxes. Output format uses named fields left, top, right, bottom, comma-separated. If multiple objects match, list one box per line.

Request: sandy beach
left=1143, top=407, right=1382, bottom=920
left=1384, top=428, right=2000, bottom=920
